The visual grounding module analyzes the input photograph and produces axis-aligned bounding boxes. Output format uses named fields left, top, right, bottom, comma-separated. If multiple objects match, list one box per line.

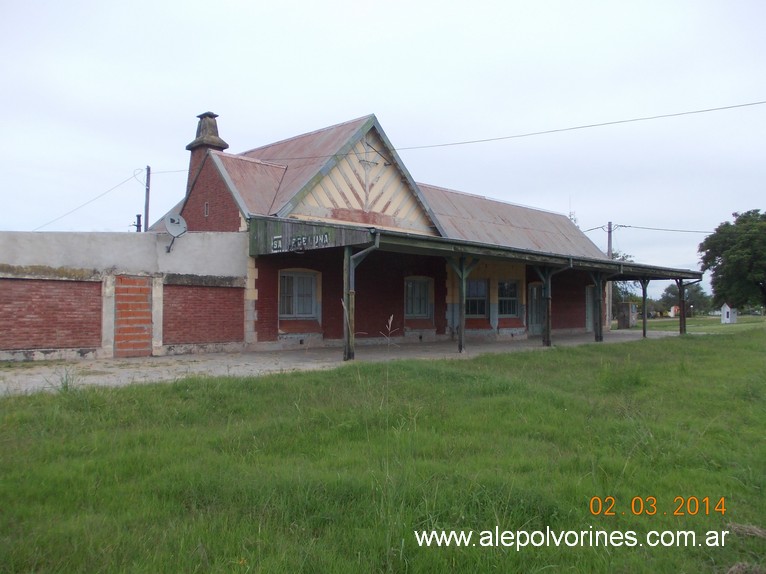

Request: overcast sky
left=2, top=1, right=764, bottom=298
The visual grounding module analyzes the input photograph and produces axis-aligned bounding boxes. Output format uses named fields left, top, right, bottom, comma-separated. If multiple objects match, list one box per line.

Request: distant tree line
left=608, top=208, right=766, bottom=318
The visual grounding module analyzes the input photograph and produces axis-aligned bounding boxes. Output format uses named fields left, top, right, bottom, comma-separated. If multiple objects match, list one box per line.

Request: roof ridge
left=240, top=114, right=375, bottom=156
left=417, top=182, right=569, bottom=218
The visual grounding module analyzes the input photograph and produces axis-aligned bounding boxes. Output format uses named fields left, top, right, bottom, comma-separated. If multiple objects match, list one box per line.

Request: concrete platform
left=0, top=329, right=676, bottom=395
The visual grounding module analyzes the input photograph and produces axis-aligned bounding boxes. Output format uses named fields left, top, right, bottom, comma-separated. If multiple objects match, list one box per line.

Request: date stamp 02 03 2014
left=589, top=496, right=727, bottom=517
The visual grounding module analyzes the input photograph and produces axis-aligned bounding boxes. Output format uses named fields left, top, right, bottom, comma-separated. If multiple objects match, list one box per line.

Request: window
left=498, top=280, right=519, bottom=316
left=465, top=279, right=488, bottom=317
left=405, top=278, right=431, bottom=318
left=279, top=272, right=316, bottom=318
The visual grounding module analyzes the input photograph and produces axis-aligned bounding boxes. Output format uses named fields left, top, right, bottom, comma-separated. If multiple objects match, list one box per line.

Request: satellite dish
left=164, top=214, right=188, bottom=253
left=165, top=214, right=188, bottom=238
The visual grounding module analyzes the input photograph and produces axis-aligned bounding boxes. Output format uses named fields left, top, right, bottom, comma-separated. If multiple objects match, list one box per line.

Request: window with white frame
left=465, top=279, right=488, bottom=317
left=279, top=272, right=317, bottom=318
left=498, top=280, right=519, bottom=316
left=405, top=277, right=431, bottom=318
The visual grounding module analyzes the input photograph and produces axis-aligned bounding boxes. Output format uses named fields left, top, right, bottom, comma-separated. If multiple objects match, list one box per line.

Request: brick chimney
left=185, top=112, right=229, bottom=194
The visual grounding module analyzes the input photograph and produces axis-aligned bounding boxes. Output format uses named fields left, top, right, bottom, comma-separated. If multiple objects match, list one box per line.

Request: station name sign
left=250, top=219, right=374, bottom=256
left=271, top=232, right=330, bottom=253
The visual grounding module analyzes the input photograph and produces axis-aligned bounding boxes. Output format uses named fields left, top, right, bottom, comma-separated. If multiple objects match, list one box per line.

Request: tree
left=699, top=210, right=766, bottom=307
left=659, top=283, right=712, bottom=315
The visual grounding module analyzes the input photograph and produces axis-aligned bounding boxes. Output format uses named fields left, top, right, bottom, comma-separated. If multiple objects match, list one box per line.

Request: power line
left=584, top=224, right=713, bottom=234
left=257, top=99, right=766, bottom=161
left=29, top=99, right=764, bottom=230
left=32, top=168, right=185, bottom=231
left=32, top=173, right=140, bottom=231
left=620, top=224, right=713, bottom=234
left=396, top=100, right=766, bottom=152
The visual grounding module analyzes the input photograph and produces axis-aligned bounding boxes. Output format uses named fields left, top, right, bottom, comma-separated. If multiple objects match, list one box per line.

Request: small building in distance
left=721, top=303, right=738, bottom=324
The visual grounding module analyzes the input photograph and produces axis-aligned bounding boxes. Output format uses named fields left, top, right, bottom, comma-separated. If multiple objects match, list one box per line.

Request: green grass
left=1, top=329, right=765, bottom=573
left=631, top=314, right=766, bottom=334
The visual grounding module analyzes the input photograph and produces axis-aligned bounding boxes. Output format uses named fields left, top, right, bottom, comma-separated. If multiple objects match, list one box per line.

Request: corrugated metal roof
left=210, top=152, right=286, bottom=216
left=190, top=114, right=610, bottom=262
left=240, top=115, right=375, bottom=215
left=418, top=184, right=610, bottom=260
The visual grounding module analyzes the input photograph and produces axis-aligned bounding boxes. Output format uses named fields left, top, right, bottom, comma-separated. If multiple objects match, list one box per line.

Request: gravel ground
left=0, top=330, right=676, bottom=395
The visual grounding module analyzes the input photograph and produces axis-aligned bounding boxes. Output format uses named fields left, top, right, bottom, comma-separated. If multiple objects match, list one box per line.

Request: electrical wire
left=31, top=99, right=765, bottom=230
left=619, top=224, right=714, bottom=234
left=32, top=173, right=140, bottom=231
left=584, top=224, right=713, bottom=234
left=257, top=99, right=766, bottom=162
left=31, top=168, right=186, bottom=231
left=396, top=100, right=766, bottom=152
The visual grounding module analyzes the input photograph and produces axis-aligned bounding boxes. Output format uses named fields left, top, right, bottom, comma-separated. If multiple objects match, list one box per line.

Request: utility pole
left=606, top=221, right=613, bottom=329
left=144, top=166, right=151, bottom=232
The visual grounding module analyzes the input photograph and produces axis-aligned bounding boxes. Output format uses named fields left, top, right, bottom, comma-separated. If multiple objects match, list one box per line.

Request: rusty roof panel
left=211, top=152, right=286, bottom=216
left=418, top=184, right=609, bottom=260
left=241, top=115, right=374, bottom=215
left=193, top=115, right=609, bottom=262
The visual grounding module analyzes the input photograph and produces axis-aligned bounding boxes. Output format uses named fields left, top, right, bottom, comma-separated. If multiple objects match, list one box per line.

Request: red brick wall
left=114, top=276, right=153, bottom=358
left=255, top=251, right=341, bottom=342
left=0, top=278, right=102, bottom=350
left=498, top=317, right=524, bottom=328
left=163, top=285, right=244, bottom=344
left=355, top=251, right=448, bottom=338
left=551, top=271, right=590, bottom=329
left=181, top=154, right=242, bottom=232
left=256, top=250, right=448, bottom=342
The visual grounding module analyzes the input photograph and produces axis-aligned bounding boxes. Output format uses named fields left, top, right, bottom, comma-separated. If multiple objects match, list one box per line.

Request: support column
left=343, top=246, right=352, bottom=361
left=588, top=271, right=605, bottom=342
left=151, top=276, right=164, bottom=355
left=342, top=237, right=380, bottom=361
left=448, top=256, right=480, bottom=353
left=533, top=266, right=560, bottom=347
left=544, top=273, right=552, bottom=347
left=640, top=278, right=650, bottom=339
left=458, top=263, right=466, bottom=353
left=101, top=274, right=115, bottom=358
left=675, top=278, right=687, bottom=335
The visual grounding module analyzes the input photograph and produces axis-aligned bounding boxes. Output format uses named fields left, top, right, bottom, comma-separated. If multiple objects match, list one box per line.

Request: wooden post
left=342, top=237, right=379, bottom=361
left=640, top=278, right=650, bottom=338
left=447, top=256, right=479, bottom=353
left=144, top=165, right=151, bottom=232
left=533, top=266, right=557, bottom=347
left=676, top=279, right=687, bottom=335
left=543, top=272, right=552, bottom=347
left=343, top=246, right=352, bottom=361
left=594, top=275, right=602, bottom=342
left=588, top=272, right=604, bottom=342
left=458, top=258, right=466, bottom=353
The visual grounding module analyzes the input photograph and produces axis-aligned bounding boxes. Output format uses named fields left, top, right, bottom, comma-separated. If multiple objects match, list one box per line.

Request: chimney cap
left=186, top=111, right=229, bottom=152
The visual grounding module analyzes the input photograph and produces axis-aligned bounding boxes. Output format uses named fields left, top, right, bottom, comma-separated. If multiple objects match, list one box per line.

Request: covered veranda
left=249, top=216, right=703, bottom=361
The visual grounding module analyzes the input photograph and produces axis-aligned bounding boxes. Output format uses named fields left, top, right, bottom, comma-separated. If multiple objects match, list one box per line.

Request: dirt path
left=1, top=330, right=675, bottom=395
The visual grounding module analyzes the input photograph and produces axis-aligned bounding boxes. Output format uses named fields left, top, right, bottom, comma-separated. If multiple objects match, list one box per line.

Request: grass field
left=1, top=327, right=764, bottom=573
left=630, top=314, right=766, bottom=334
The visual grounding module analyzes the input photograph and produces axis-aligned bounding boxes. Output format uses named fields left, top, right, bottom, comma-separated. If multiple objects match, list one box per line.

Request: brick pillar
left=114, top=275, right=153, bottom=358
